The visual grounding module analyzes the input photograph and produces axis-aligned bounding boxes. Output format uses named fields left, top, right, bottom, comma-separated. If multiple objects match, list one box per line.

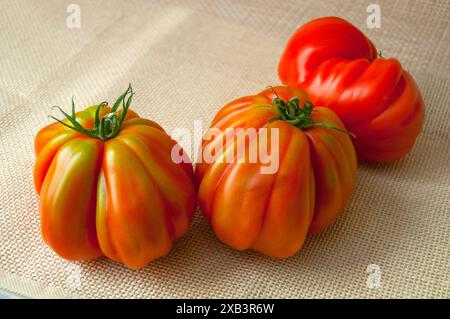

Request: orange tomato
left=34, top=86, right=197, bottom=269
left=195, top=86, right=357, bottom=258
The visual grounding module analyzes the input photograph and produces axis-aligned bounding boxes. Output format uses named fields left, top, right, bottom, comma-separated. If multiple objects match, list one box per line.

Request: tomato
left=279, top=17, right=424, bottom=162
left=195, top=86, right=357, bottom=258
left=34, top=86, right=197, bottom=269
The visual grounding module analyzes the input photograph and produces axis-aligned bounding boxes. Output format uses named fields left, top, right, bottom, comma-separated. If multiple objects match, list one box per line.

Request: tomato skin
left=195, top=86, right=357, bottom=258
left=278, top=17, right=424, bottom=162
left=34, top=106, right=197, bottom=269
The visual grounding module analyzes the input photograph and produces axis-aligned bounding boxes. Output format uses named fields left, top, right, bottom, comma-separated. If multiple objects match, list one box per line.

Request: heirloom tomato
left=195, top=86, right=357, bottom=258
left=34, top=86, right=196, bottom=269
left=279, top=17, right=424, bottom=162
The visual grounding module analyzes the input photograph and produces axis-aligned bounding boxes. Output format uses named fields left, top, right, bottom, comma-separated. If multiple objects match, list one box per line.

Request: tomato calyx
left=269, top=87, right=355, bottom=137
left=272, top=91, right=314, bottom=128
left=49, top=84, right=134, bottom=141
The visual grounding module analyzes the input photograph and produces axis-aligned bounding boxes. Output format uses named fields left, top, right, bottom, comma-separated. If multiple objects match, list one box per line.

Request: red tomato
left=34, top=86, right=197, bottom=269
left=279, top=17, right=424, bottom=162
left=195, top=86, right=357, bottom=258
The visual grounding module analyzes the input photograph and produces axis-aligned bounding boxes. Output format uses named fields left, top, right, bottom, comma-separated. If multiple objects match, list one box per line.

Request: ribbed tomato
left=279, top=17, right=424, bottom=162
left=34, top=86, right=197, bottom=269
left=195, top=86, right=357, bottom=258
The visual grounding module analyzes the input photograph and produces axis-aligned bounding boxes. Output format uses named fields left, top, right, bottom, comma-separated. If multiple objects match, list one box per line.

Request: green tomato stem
left=49, top=84, right=134, bottom=141
left=268, top=86, right=354, bottom=137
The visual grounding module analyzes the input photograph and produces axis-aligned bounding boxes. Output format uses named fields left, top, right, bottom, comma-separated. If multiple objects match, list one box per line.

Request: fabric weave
left=0, top=0, right=449, bottom=298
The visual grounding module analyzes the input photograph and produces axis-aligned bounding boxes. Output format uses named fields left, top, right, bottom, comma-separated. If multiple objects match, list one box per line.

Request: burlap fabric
left=0, top=0, right=449, bottom=298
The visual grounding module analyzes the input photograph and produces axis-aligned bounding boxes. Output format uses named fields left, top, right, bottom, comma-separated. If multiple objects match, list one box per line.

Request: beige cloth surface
left=0, top=0, right=449, bottom=298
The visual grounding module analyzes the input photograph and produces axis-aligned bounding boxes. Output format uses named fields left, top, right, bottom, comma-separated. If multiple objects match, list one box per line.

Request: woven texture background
left=1, top=0, right=449, bottom=298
